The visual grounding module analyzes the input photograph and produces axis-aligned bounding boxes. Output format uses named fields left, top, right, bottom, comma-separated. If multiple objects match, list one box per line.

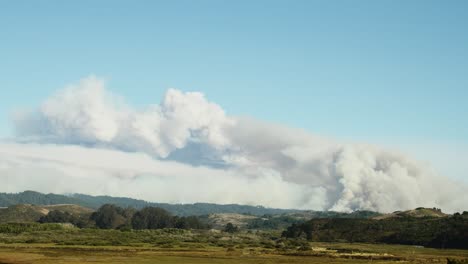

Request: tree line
left=39, top=204, right=207, bottom=230
left=282, top=212, right=468, bottom=249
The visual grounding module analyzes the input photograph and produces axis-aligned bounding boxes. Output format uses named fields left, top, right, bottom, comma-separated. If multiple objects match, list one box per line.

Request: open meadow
left=1, top=242, right=468, bottom=264
left=0, top=227, right=467, bottom=264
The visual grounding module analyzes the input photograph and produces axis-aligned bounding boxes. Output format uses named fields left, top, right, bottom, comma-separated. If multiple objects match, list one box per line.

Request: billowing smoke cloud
left=14, top=76, right=233, bottom=157
left=6, top=76, right=467, bottom=213
left=0, top=142, right=325, bottom=209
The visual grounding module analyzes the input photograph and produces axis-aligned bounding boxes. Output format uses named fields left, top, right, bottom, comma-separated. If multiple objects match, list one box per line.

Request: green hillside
left=0, top=191, right=306, bottom=216
left=0, top=204, right=93, bottom=223
left=0, top=205, right=45, bottom=223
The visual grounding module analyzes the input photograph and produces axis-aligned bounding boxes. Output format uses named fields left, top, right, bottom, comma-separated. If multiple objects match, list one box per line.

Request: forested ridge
left=282, top=209, right=468, bottom=249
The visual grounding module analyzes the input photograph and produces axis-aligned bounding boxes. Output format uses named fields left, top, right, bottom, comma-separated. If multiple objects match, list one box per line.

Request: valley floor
left=0, top=243, right=467, bottom=264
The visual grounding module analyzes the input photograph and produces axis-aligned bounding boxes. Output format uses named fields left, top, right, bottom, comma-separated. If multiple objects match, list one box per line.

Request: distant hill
left=206, top=213, right=258, bottom=229
left=0, top=191, right=88, bottom=207
left=0, top=191, right=391, bottom=219
left=0, top=191, right=387, bottom=218
left=286, top=210, right=381, bottom=219
left=70, top=193, right=308, bottom=216
left=0, top=191, right=307, bottom=216
left=0, top=204, right=45, bottom=223
left=0, top=204, right=93, bottom=223
left=373, top=207, right=448, bottom=220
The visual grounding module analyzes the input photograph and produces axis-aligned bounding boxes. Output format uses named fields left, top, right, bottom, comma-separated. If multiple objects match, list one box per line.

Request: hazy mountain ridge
left=0, top=191, right=306, bottom=216
left=2, top=191, right=457, bottom=221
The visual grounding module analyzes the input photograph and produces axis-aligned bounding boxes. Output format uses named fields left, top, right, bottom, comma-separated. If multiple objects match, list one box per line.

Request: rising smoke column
left=7, top=76, right=468, bottom=213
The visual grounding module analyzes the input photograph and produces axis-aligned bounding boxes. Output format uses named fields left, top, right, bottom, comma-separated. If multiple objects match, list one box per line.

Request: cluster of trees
left=282, top=212, right=468, bottom=249
left=38, top=210, right=90, bottom=228
left=245, top=211, right=380, bottom=231
left=89, top=204, right=136, bottom=229
left=39, top=204, right=207, bottom=230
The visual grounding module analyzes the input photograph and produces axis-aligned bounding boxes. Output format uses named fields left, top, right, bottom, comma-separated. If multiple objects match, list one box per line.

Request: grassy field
left=0, top=225, right=467, bottom=263
left=0, top=242, right=467, bottom=263
left=0, top=245, right=379, bottom=264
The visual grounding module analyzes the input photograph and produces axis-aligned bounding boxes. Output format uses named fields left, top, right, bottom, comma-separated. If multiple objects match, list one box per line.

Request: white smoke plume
left=14, top=76, right=233, bottom=157
left=5, top=76, right=467, bottom=213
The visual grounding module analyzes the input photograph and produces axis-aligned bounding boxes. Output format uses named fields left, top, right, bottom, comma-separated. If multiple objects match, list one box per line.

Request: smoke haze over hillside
left=2, top=76, right=466, bottom=213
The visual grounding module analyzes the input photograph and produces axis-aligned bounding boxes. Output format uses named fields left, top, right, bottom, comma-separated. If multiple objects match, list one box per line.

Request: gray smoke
left=5, top=76, right=467, bottom=212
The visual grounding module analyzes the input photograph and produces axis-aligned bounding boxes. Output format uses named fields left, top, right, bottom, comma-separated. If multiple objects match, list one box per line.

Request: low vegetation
left=0, top=228, right=467, bottom=263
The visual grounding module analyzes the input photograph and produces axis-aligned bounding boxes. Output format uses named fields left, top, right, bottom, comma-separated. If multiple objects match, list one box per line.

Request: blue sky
left=1, top=0, right=467, bottom=180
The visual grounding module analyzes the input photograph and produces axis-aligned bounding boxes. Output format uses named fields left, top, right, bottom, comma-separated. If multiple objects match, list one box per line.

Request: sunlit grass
left=0, top=227, right=466, bottom=263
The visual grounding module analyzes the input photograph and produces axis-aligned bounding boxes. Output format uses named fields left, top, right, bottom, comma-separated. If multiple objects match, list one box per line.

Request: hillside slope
left=0, top=204, right=93, bottom=223
left=373, top=207, right=448, bottom=220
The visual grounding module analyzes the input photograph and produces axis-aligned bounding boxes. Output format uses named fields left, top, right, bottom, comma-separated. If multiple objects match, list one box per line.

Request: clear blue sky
left=1, top=0, right=467, bottom=177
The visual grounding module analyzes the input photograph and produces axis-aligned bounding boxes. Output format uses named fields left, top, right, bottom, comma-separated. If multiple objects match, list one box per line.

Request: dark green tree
left=38, top=210, right=72, bottom=223
left=90, top=204, right=132, bottom=229
left=224, top=222, right=238, bottom=233
left=38, top=210, right=92, bottom=228
left=131, top=207, right=173, bottom=229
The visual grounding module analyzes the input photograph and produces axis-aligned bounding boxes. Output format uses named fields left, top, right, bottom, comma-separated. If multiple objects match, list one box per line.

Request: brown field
left=0, top=242, right=467, bottom=264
